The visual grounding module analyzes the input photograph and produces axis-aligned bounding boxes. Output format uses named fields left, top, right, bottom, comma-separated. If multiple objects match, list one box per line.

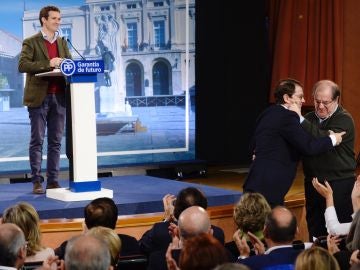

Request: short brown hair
left=273, top=78, right=303, bottom=104
left=39, top=6, right=60, bottom=26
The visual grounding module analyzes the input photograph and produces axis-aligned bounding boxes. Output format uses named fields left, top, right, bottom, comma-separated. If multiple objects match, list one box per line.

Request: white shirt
left=324, top=206, right=352, bottom=235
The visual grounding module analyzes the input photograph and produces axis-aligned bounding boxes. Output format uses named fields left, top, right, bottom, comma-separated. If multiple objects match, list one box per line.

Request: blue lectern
left=42, top=59, right=113, bottom=201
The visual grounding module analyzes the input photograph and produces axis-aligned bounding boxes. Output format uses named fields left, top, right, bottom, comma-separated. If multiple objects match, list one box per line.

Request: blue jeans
left=28, top=93, right=66, bottom=184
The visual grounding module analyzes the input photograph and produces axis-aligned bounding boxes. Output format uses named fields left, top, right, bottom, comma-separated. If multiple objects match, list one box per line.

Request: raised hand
left=162, top=194, right=176, bottom=222
left=312, top=177, right=334, bottom=207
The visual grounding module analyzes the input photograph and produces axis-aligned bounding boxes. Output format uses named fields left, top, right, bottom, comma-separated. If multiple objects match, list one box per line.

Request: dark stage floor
left=0, top=175, right=242, bottom=219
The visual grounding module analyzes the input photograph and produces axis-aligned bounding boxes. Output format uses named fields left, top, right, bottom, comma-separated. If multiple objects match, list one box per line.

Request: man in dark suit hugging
left=243, top=78, right=345, bottom=207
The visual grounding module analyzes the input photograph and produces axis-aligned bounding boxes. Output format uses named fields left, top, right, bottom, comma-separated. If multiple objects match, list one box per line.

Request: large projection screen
left=0, top=0, right=195, bottom=174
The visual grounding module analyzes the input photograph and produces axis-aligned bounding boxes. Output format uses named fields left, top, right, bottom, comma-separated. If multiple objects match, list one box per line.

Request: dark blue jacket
left=243, top=105, right=333, bottom=206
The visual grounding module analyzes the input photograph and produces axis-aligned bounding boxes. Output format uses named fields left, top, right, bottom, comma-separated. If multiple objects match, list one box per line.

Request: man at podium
left=18, top=6, right=72, bottom=194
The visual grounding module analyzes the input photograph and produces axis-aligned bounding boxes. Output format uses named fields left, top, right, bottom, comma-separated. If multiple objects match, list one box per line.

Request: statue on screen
left=96, top=14, right=119, bottom=55
left=95, top=13, right=125, bottom=113
left=96, top=40, right=115, bottom=87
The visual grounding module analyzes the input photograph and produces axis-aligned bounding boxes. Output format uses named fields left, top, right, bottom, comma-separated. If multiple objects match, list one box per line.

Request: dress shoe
left=46, top=181, right=61, bottom=189
left=33, top=181, right=45, bottom=194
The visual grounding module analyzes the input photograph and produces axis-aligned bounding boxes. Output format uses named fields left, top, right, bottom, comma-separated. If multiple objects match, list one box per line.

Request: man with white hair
left=0, top=223, right=27, bottom=269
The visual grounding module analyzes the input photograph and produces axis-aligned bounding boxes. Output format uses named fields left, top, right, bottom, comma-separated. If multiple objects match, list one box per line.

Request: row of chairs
left=22, top=254, right=148, bottom=270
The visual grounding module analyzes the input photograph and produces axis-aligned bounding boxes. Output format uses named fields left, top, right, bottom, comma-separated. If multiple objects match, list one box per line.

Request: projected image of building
left=0, top=0, right=195, bottom=173
left=23, top=0, right=195, bottom=114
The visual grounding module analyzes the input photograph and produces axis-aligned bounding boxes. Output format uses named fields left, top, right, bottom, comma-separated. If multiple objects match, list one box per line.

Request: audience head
left=346, top=210, right=360, bottom=252
left=274, top=78, right=303, bottom=105
left=86, top=226, right=121, bottom=267
left=213, top=263, right=250, bottom=270
left=0, top=223, right=27, bottom=269
left=173, top=187, right=208, bottom=220
left=65, top=235, right=112, bottom=270
left=233, top=192, right=271, bottom=235
left=295, top=246, right=340, bottom=270
left=179, top=233, right=228, bottom=270
left=2, top=201, right=42, bottom=256
left=84, top=197, right=118, bottom=230
left=178, top=206, right=211, bottom=240
left=264, top=206, right=297, bottom=245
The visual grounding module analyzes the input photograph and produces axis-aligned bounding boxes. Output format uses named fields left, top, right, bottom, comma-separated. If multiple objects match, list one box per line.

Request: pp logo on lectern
left=60, top=59, right=76, bottom=76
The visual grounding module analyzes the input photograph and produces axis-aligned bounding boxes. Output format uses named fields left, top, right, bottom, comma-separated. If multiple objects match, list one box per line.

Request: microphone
left=62, top=37, right=86, bottom=60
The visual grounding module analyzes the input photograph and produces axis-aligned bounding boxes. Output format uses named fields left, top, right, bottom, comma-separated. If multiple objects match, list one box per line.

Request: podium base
left=46, top=188, right=113, bottom=202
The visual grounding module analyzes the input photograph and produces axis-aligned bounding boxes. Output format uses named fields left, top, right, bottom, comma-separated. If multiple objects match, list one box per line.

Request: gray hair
left=0, top=223, right=26, bottom=267
left=65, top=235, right=111, bottom=270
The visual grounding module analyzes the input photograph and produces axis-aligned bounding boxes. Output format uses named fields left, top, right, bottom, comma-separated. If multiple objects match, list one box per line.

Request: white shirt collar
left=264, top=244, right=293, bottom=254
left=41, top=30, right=59, bottom=44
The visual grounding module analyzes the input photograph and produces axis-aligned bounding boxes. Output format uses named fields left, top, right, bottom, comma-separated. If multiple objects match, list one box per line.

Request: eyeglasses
left=292, top=94, right=304, bottom=100
left=23, top=241, right=28, bottom=250
left=314, top=99, right=335, bottom=107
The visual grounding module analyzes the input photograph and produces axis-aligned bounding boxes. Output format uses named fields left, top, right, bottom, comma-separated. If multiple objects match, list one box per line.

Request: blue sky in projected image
left=0, top=0, right=84, bottom=39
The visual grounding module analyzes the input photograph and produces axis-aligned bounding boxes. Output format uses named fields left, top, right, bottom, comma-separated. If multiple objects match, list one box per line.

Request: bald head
left=273, top=207, right=293, bottom=227
left=264, top=206, right=297, bottom=244
left=178, top=206, right=211, bottom=239
left=65, top=235, right=111, bottom=270
left=0, top=223, right=26, bottom=268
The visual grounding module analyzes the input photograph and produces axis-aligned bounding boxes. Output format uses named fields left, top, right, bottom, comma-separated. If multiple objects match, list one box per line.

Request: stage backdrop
left=0, top=0, right=195, bottom=174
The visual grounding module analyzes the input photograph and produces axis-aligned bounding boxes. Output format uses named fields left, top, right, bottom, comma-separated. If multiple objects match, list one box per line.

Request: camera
left=314, top=235, right=347, bottom=250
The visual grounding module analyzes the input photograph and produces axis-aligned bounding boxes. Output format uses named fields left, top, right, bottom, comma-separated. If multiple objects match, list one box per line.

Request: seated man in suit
left=237, top=206, right=302, bottom=270
left=148, top=206, right=228, bottom=270
left=55, top=197, right=139, bottom=259
left=139, top=186, right=225, bottom=255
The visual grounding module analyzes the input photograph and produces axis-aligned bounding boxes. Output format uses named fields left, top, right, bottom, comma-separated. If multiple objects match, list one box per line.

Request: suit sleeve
left=280, top=111, right=333, bottom=156
left=302, top=113, right=355, bottom=145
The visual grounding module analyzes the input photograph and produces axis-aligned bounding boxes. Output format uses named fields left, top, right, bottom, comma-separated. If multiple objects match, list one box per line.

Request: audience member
left=295, top=246, right=340, bottom=270
left=302, top=79, right=356, bottom=240
left=228, top=192, right=271, bottom=258
left=237, top=206, right=302, bottom=270
left=322, top=210, right=360, bottom=270
left=243, top=78, right=344, bottom=207
left=2, top=202, right=54, bottom=262
left=55, top=197, right=139, bottom=259
left=139, top=186, right=225, bottom=255
left=312, top=176, right=360, bottom=236
left=148, top=206, right=217, bottom=270
left=64, top=235, right=112, bottom=270
left=0, top=223, right=27, bottom=270
left=86, top=226, right=121, bottom=267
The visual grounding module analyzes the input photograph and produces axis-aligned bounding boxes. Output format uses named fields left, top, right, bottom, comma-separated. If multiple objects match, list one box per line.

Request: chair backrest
left=116, top=254, right=148, bottom=270
left=22, top=261, right=44, bottom=270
